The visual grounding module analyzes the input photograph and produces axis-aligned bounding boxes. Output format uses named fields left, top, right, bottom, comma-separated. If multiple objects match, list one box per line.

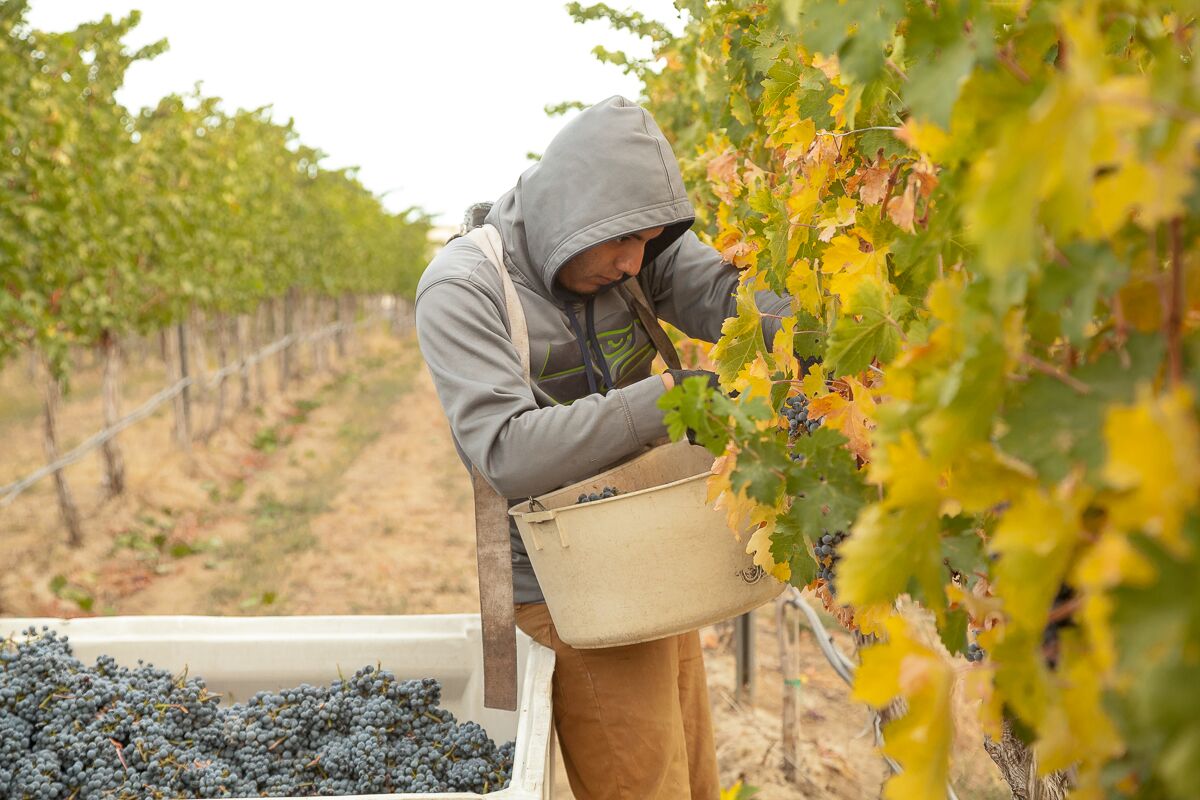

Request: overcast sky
left=26, top=1, right=686, bottom=227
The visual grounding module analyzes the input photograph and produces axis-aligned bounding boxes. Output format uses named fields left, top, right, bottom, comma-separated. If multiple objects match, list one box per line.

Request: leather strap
left=464, top=224, right=528, bottom=711
left=471, top=466, right=518, bottom=711
left=618, top=279, right=682, bottom=371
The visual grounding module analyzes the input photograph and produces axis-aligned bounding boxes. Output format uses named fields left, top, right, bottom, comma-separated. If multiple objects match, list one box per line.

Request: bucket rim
left=507, top=467, right=712, bottom=520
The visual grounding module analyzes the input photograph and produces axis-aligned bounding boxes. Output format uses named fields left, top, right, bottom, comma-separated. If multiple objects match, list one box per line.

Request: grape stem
left=1020, top=354, right=1091, bottom=395
left=819, top=126, right=902, bottom=139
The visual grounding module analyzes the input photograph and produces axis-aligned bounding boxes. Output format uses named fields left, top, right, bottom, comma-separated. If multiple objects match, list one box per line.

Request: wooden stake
left=236, top=313, right=251, bottom=410
left=99, top=331, right=126, bottom=497
left=776, top=598, right=800, bottom=782
left=177, top=321, right=193, bottom=448
left=41, top=361, right=83, bottom=547
left=281, top=290, right=295, bottom=393
left=205, top=315, right=229, bottom=440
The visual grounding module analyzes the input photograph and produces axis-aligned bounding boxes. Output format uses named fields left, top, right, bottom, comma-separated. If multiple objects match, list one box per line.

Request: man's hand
left=662, top=368, right=721, bottom=392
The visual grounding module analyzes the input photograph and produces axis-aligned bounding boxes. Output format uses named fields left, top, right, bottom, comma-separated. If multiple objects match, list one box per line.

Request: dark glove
left=666, top=368, right=721, bottom=393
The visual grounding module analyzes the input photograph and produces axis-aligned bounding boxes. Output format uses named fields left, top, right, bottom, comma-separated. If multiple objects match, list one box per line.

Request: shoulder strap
left=468, top=225, right=530, bottom=380
left=463, top=223, right=524, bottom=711
left=618, top=279, right=682, bottom=371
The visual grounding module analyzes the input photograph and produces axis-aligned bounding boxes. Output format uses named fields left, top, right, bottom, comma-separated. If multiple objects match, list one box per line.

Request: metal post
left=734, top=610, right=755, bottom=705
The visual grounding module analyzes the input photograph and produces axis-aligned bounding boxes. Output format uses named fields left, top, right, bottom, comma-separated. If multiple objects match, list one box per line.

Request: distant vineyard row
left=0, top=0, right=431, bottom=381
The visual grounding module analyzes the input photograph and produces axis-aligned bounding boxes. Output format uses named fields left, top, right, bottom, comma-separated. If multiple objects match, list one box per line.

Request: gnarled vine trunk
left=985, top=719, right=1075, bottom=800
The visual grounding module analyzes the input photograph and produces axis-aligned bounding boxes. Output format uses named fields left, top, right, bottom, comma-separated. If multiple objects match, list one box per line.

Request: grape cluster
left=782, top=395, right=822, bottom=438
left=814, top=530, right=847, bottom=595
left=576, top=487, right=620, bottom=504
left=0, top=628, right=515, bottom=798
left=965, top=642, right=986, bottom=663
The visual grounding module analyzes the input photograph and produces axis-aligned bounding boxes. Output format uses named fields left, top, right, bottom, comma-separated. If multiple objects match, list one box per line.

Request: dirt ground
left=0, top=326, right=1008, bottom=799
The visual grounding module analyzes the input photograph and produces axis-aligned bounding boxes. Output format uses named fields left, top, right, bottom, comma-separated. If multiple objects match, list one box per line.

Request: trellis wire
left=0, top=312, right=386, bottom=508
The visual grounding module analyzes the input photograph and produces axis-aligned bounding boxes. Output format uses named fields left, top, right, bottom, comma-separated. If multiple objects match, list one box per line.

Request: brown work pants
left=514, top=602, right=720, bottom=800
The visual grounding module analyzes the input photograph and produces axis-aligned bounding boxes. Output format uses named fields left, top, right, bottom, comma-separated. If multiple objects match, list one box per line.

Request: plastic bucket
left=509, top=440, right=785, bottom=648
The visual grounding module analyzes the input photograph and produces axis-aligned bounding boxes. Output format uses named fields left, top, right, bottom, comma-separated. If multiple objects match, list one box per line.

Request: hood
left=486, top=95, right=695, bottom=303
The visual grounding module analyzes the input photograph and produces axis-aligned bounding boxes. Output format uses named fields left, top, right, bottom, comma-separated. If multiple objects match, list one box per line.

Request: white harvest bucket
left=509, top=440, right=785, bottom=648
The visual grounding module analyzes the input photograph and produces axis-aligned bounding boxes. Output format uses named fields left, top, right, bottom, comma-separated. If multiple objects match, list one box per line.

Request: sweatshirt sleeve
left=642, top=230, right=792, bottom=346
left=415, top=276, right=670, bottom=499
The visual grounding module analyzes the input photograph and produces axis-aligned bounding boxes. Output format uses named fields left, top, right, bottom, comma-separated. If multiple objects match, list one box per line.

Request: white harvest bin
left=0, top=614, right=555, bottom=800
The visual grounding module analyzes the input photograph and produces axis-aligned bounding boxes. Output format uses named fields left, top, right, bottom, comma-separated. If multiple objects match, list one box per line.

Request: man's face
left=554, top=226, right=666, bottom=295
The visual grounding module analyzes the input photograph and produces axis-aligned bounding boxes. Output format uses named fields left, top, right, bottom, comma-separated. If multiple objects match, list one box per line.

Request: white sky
left=26, top=1, right=686, bottom=226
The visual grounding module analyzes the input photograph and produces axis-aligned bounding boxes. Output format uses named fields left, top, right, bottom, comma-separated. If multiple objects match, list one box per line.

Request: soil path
left=0, top=331, right=1006, bottom=799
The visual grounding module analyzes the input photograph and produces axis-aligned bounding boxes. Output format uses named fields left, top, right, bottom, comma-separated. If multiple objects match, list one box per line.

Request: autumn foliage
left=572, top=1, right=1199, bottom=797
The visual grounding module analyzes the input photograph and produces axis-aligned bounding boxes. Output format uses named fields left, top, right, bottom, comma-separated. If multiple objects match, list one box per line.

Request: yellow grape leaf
left=841, top=433, right=946, bottom=608
left=766, top=107, right=816, bottom=163
left=1072, top=530, right=1157, bottom=591
left=1070, top=494, right=1160, bottom=672
left=733, top=358, right=775, bottom=409
left=962, top=662, right=1004, bottom=741
left=820, top=233, right=890, bottom=302
left=770, top=316, right=800, bottom=382
left=707, top=453, right=735, bottom=504
left=801, top=359, right=827, bottom=398
left=808, top=377, right=875, bottom=462
left=942, top=445, right=1036, bottom=516
left=829, top=85, right=851, bottom=127
left=709, top=283, right=767, bottom=387
left=708, top=449, right=779, bottom=537
left=853, top=614, right=954, bottom=800
left=784, top=257, right=822, bottom=317
left=991, top=485, right=1084, bottom=637
left=839, top=503, right=943, bottom=609
left=1037, top=638, right=1123, bottom=776
left=747, top=521, right=791, bottom=581
left=868, top=431, right=942, bottom=510
left=853, top=603, right=896, bottom=638
left=786, top=180, right=822, bottom=226
left=817, top=196, right=859, bottom=242
left=1103, top=387, right=1200, bottom=551
left=897, top=119, right=952, bottom=162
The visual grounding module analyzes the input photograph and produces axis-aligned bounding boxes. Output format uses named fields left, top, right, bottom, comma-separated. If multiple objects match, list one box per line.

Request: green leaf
left=1109, top=521, right=1200, bottom=799
left=903, top=38, right=976, bottom=128
left=938, top=607, right=970, bottom=657
left=999, top=335, right=1163, bottom=483
left=731, top=434, right=790, bottom=506
left=825, top=282, right=902, bottom=377
left=771, top=428, right=870, bottom=585
left=760, top=60, right=805, bottom=114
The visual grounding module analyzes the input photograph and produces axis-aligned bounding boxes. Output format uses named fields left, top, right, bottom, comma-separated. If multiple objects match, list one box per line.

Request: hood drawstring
left=585, top=296, right=616, bottom=392
left=563, top=304, right=601, bottom=396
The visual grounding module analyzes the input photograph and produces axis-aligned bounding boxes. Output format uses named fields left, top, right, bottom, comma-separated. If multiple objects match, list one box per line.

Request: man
left=415, top=96, right=790, bottom=799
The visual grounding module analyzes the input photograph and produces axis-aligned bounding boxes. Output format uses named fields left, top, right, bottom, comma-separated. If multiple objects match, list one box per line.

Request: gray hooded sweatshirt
left=415, top=96, right=790, bottom=604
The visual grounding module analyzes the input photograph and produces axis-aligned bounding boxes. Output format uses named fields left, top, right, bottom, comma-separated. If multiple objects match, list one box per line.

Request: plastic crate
left=0, top=614, right=555, bottom=800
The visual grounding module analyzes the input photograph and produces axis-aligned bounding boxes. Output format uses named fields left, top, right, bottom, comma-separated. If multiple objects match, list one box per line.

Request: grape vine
left=574, top=1, right=1200, bottom=797
left=0, top=0, right=430, bottom=383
